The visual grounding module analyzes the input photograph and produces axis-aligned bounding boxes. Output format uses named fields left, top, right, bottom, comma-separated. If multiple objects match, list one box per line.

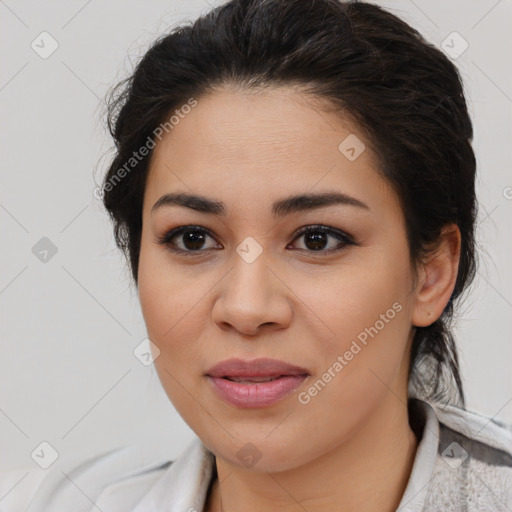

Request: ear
left=412, top=223, right=461, bottom=327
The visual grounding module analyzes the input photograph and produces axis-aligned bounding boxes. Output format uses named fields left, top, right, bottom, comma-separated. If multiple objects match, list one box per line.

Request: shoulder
left=427, top=400, right=512, bottom=511
left=0, top=444, right=174, bottom=512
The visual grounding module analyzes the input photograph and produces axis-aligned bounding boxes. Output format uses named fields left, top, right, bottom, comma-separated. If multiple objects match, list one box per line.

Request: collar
left=132, top=436, right=215, bottom=512
left=395, top=398, right=440, bottom=511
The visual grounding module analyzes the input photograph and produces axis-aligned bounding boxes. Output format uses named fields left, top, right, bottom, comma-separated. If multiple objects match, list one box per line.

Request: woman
left=3, top=0, right=512, bottom=510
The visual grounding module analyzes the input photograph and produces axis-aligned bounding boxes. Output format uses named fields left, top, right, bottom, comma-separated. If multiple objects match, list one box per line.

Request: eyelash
left=156, top=224, right=357, bottom=256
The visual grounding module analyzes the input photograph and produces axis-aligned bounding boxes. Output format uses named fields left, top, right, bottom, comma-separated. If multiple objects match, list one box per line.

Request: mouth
left=207, top=373, right=309, bottom=408
left=206, top=357, right=310, bottom=379
left=221, top=375, right=291, bottom=383
left=205, top=357, right=310, bottom=408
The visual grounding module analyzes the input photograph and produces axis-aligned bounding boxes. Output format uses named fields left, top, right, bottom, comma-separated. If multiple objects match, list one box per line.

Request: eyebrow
left=151, top=191, right=369, bottom=217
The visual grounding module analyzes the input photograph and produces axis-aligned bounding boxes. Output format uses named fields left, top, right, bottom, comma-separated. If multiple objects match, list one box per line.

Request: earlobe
left=411, top=224, right=461, bottom=327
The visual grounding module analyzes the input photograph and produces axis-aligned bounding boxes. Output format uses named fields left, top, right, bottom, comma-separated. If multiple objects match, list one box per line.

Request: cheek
left=138, top=240, right=188, bottom=346
left=137, top=240, right=215, bottom=370
left=311, top=256, right=413, bottom=390
left=297, top=280, right=411, bottom=434
left=137, top=247, right=207, bottom=419
left=139, top=275, right=197, bottom=350
left=320, top=262, right=409, bottom=341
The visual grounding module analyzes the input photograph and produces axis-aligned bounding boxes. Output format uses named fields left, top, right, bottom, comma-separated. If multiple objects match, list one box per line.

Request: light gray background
left=1, top=0, right=511, bottom=471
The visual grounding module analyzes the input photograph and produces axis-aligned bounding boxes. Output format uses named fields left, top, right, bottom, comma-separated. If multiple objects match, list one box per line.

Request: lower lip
left=207, top=375, right=308, bottom=408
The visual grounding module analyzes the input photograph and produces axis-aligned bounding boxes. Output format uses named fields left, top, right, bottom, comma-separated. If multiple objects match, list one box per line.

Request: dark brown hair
left=101, top=0, right=478, bottom=407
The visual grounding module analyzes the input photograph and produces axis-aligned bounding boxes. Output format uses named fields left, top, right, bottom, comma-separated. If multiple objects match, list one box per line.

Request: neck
left=205, top=394, right=420, bottom=512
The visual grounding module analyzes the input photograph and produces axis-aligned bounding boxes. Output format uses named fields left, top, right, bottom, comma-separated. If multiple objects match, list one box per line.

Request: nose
left=211, top=252, right=293, bottom=336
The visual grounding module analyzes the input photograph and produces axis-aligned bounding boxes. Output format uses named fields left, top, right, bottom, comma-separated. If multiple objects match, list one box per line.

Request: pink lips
left=206, top=357, right=309, bottom=408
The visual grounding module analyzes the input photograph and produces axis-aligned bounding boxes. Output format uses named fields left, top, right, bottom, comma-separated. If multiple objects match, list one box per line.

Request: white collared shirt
left=1, top=398, right=512, bottom=511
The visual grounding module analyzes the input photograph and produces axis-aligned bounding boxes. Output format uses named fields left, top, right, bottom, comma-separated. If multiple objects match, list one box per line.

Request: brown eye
left=157, top=224, right=356, bottom=257
left=289, top=225, right=355, bottom=254
left=157, top=226, right=220, bottom=253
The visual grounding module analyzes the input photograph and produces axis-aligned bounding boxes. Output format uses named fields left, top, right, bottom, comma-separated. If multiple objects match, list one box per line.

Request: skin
left=137, top=85, right=461, bottom=512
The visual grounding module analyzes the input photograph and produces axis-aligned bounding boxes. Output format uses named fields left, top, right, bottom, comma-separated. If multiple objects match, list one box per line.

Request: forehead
left=144, top=86, right=399, bottom=221
left=150, top=85, right=360, bottom=168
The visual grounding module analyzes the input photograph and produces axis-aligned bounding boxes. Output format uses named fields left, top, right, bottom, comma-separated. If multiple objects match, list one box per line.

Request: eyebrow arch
left=151, top=191, right=370, bottom=217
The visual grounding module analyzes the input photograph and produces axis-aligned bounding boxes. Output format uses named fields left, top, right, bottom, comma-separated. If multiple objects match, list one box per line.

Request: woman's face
left=138, top=86, right=419, bottom=471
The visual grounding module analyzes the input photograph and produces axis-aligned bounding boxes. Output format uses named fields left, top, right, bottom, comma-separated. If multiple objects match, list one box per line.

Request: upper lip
left=206, top=357, right=310, bottom=378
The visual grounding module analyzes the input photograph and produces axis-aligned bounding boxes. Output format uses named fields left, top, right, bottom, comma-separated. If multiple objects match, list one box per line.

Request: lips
left=206, top=357, right=310, bottom=380
left=206, top=357, right=310, bottom=408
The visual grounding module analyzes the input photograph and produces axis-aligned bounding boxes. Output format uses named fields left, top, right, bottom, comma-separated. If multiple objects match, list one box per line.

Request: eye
left=288, top=224, right=356, bottom=254
left=157, top=224, right=356, bottom=256
left=157, top=225, right=220, bottom=254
